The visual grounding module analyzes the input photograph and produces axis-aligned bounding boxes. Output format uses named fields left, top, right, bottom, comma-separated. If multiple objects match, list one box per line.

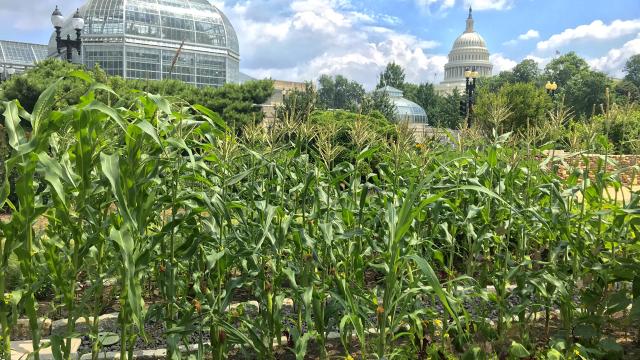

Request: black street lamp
left=51, top=6, right=85, bottom=62
left=0, top=66, right=16, bottom=82
left=545, top=81, right=558, bottom=99
left=464, top=66, right=479, bottom=127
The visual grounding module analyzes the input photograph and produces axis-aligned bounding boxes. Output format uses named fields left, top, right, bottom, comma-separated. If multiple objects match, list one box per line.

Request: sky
left=1, top=0, right=639, bottom=89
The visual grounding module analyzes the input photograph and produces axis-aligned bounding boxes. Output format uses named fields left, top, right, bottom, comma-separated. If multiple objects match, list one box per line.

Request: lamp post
left=464, top=66, right=479, bottom=128
left=0, top=66, right=16, bottom=82
left=545, top=81, right=558, bottom=99
left=51, top=6, right=85, bottom=62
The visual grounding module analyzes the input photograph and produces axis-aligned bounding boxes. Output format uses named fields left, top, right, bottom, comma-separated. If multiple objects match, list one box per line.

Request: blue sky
left=1, top=0, right=639, bottom=88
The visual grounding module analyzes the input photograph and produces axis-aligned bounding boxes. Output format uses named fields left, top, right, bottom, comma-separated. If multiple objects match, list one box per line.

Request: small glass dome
left=378, top=86, right=428, bottom=124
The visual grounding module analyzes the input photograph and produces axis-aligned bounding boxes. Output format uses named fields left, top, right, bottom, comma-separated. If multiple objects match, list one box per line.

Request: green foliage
left=0, top=59, right=274, bottom=133
left=0, top=58, right=90, bottom=113
left=614, top=79, right=640, bottom=104
left=512, top=59, right=541, bottom=84
left=592, top=107, right=640, bottom=154
left=624, top=54, right=640, bottom=89
left=3, top=66, right=640, bottom=360
left=362, top=90, right=397, bottom=122
left=544, top=51, right=590, bottom=88
left=563, top=70, right=612, bottom=118
left=276, top=82, right=317, bottom=123
left=377, top=62, right=406, bottom=90
left=475, top=82, right=551, bottom=132
left=317, top=74, right=365, bottom=111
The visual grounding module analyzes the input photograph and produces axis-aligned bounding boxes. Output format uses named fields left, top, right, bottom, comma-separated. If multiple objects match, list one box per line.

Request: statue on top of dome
left=465, top=6, right=474, bottom=33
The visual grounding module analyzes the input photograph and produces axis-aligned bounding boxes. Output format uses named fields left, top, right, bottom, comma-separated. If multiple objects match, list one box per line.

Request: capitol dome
left=48, top=0, right=240, bottom=87
left=440, top=7, right=492, bottom=89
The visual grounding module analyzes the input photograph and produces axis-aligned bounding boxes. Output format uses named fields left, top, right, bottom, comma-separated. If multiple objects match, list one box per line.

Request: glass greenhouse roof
left=48, top=0, right=240, bottom=87
left=378, top=86, right=429, bottom=125
left=0, top=41, right=48, bottom=66
left=49, top=0, right=239, bottom=55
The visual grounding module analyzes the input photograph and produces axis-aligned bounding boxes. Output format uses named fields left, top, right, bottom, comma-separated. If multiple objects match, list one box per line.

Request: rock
left=11, top=338, right=80, bottom=360
left=11, top=318, right=52, bottom=340
left=52, top=313, right=120, bottom=336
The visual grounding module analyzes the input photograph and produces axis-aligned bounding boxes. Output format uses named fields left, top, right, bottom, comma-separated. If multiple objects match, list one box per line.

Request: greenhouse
left=0, top=40, right=48, bottom=75
left=48, top=0, right=240, bottom=87
left=378, top=85, right=429, bottom=124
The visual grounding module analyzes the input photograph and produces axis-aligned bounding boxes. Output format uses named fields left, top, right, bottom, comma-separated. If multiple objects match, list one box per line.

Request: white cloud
left=490, top=53, right=517, bottom=74
left=503, top=29, right=539, bottom=45
left=588, top=35, right=640, bottom=78
left=464, top=0, right=514, bottom=11
left=413, top=0, right=513, bottom=12
left=536, top=19, right=640, bottom=52
left=218, top=0, right=447, bottom=88
left=0, top=0, right=84, bottom=32
left=518, top=29, right=539, bottom=40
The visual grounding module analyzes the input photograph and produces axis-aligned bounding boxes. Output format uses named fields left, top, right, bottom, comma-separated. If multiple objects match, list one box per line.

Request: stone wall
left=547, top=150, right=640, bottom=185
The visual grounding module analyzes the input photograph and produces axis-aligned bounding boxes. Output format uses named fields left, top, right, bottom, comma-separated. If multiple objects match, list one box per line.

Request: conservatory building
left=378, top=86, right=428, bottom=124
left=437, top=7, right=493, bottom=93
left=48, top=0, right=240, bottom=87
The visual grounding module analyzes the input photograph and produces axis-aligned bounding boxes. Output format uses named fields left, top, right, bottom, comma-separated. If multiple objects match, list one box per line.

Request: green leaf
left=31, top=77, right=64, bottom=136
left=97, top=332, right=120, bottom=346
left=135, top=120, right=162, bottom=146
left=3, top=100, right=26, bottom=149
left=85, top=101, right=127, bottom=132
left=193, top=104, right=228, bottom=131
left=100, top=153, right=136, bottom=228
left=37, top=153, right=69, bottom=206
left=148, top=93, right=172, bottom=114
left=509, top=341, right=530, bottom=358
left=546, top=348, right=564, bottom=360
left=409, top=254, right=462, bottom=333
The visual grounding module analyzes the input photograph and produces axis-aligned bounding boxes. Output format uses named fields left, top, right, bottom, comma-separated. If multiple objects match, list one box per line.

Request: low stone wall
left=546, top=151, right=640, bottom=185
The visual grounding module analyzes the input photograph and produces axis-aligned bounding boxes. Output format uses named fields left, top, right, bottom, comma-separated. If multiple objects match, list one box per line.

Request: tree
left=623, top=54, right=640, bottom=89
left=476, top=71, right=514, bottom=93
left=475, top=82, right=551, bottom=132
left=0, top=59, right=274, bottom=133
left=404, top=83, right=445, bottom=127
left=614, top=79, right=640, bottom=104
left=317, top=74, right=365, bottom=111
left=361, top=90, right=397, bottom=122
left=377, top=62, right=406, bottom=90
left=276, top=82, right=317, bottom=123
left=0, top=58, right=87, bottom=113
left=512, top=59, right=540, bottom=84
left=543, top=52, right=589, bottom=88
left=564, top=70, right=611, bottom=118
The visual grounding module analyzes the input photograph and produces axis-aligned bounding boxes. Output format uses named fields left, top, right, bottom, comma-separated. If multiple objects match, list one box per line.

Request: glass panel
left=1, top=42, right=36, bottom=64
left=84, top=45, right=124, bottom=77
left=84, top=0, right=125, bottom=35
left=162, top=49, right=194, bottom=84
left=125, top=0, right=161, bottom=38
left=126, top=46, right=161, bottom=80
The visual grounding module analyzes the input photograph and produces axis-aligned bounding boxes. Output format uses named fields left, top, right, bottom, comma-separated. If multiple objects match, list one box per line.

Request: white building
left=437, top=7, right=493, bottom=94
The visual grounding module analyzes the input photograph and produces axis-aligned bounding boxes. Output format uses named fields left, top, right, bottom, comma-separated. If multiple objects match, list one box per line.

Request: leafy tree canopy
left=317, top=74, right=365, bottom=111
left=544, top=51, right=590, bottom=88
left=623, top=54, right=640, bottom=89
left=512, top=59, right=540, bottom=84
left=377, top=62, right=406, bottom=90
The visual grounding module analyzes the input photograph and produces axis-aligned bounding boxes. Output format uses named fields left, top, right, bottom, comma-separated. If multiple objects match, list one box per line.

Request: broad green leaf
left=3, top=100, right=26, bottom=149
left=37, top=153, right=69, bottom=206
left=31, top=77, right=64, bottom=136
left=408, top=254, right=462, bottom=332
left=135, top=120, right=161, bottom=146
left=509, top=341, right=530, bottom=358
